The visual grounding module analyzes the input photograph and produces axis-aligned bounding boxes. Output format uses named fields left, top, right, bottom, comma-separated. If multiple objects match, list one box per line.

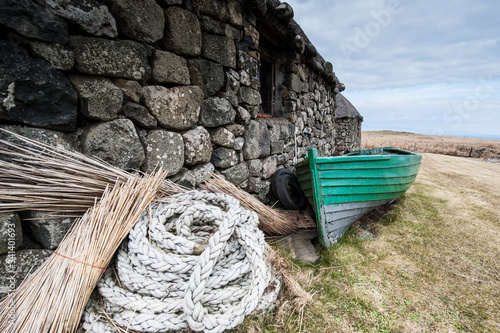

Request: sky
left=286, top=0, right=500, bottom=138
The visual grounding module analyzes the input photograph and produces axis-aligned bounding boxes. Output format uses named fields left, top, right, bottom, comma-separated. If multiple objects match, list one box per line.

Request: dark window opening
left=258, top=53, right=275, bottom=115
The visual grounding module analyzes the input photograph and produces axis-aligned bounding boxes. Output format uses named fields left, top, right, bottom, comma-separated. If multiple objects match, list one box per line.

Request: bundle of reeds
left=0, top=130, right=307, bottom=329
left=0, top=170, right=167, bottom=332
left=202, top=174, right=298, bottom=235
left=0, top=129, right=299, bottom=235
left=0, top=128, right=185, bottom=213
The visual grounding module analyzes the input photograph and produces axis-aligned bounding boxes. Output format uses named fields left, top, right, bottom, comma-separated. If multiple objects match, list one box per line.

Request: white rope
left=82, top=190, right=279, bottom=333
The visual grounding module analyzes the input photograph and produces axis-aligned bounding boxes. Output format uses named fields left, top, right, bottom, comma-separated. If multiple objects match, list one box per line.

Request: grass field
left=234, top=152, right=500, bottom=332
left=362, top=131, right=500, bottom=159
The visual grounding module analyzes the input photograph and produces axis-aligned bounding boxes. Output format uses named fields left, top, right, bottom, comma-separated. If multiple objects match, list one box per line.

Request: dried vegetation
left=362, top=130, right=500, bottom=159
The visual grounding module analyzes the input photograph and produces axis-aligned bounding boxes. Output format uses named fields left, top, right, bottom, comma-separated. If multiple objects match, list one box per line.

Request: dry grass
left=232, top=153, right=500, bottom=332
left=362, top=130, right=500, bottom=159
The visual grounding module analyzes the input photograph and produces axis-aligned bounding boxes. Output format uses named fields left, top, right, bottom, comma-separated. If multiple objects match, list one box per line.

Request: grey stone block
left=81, top=119, right=145, bottom=170
left=0, top=0, right=68, bottom=43
left=0, top=41, right=77, bottom=131
left=0, top=249, right=53, bottom=299
left=70, top=36, right=152, bottom=81
left=175, top=169, right=196, bottom=189
left=211, top=147, right=239, bottom=169
left=243, top=120, right=270, bottom=159
left=105, top=0, right=164, bottom=43
left=45, top=0, right=117, bottom=37
left=152, top=50, right=190, bottom=85
left=29, top=41, right=74, bottom=71
left=69, top=75, right=123, bottom=121
left=188, top=59, right=224, bottom=96
left=208, top=127, right=234, bottom=148
left=0, top=125, right=79, bottom=152
left=246, top=159, right=262, bottom=177
left=183, top=126, right=212, bottom=166
left=114, top=79, right=143, bottom=103
left=219, top=163, right=249, bottom=186
left=225, top=124, right=245, bottom=137
left=192, top=163, right=215, bottom=186
left=161, top=6, right=201, bottom=56
left=271, top=140, right=285, bottom=155
left=261, top=156, right=277, bottom=179
left=142, top=85, right=203, bottom=130
left=237, top=50, right=258, bottom=77
left=199, top=97, right=236, bottom=128
left=143, top=129, right=184, bottom=176
left=121, top=102, right=157, bottom=129
left=233, top=137, right=244, bottom=151
left=192, top=0, right=229, bottom=23
left=201, top=34, right=236, bottom=68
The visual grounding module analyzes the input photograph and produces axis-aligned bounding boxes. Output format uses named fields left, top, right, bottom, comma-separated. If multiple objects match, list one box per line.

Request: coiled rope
left=83, top=190, right=279, bottom=333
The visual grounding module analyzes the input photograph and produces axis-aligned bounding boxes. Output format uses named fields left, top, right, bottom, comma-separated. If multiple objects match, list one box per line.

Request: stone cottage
left=0, top=0, right=363, bottom=282
left=334, top=93, right=363, bottom=155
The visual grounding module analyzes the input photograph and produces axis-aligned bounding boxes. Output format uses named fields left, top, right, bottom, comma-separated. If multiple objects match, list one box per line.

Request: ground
left=235, top=152, right=500, bottom=333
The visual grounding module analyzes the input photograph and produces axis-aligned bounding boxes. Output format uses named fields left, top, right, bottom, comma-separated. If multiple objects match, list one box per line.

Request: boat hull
left=296, top=147, right=422, bottom=247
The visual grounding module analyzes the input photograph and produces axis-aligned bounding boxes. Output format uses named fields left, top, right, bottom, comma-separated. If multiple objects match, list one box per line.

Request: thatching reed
left=1, top=129, right=299, bottom=235
left=0, top=128, right=185, bottom=213
left=201, top=174, right=298, bottom=235
left=0, top=170, right=167, bottom=332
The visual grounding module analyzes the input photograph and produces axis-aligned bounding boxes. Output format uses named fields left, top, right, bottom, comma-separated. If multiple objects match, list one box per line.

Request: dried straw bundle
left=0, top=129, right=297, bottom=236
left=0, top=170, right=167, bottom=333
left=201, top=174, right=298, bottom=235
left=0, top=128, right=185, bottom=213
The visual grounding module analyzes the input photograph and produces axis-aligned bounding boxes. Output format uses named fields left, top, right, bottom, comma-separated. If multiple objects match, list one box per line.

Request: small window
left=258, top=53, right=275, bottom=115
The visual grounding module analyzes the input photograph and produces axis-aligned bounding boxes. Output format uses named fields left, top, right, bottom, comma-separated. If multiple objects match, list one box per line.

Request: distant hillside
left=362, top=131, right=500, bottom=159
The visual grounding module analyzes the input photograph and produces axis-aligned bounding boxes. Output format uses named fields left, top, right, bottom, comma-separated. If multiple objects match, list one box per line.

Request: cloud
left=342, top=79, right=500, bottom=137
left=288, top=0, right=500, bottom=90
left=286, top=0, right=500, bottom=137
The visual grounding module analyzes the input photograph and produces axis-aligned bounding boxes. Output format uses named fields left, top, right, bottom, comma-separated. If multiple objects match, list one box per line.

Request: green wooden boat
left=296, top=147, right=422, bottom=247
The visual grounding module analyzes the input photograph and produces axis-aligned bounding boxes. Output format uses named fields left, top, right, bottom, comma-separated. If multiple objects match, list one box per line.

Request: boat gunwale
left=316, top=161, right=422, bottom=171
left=345, top=146, right=421, bottom=156
left=296, top=148, right=421, bottom=167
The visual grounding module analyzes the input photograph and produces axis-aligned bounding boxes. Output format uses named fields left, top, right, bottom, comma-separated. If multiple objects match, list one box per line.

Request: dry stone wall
left=334, top=93, right=363, bottom=155
left=0, top=0, right=361, bottom=267
left=335, top=118, right=363, bottom=155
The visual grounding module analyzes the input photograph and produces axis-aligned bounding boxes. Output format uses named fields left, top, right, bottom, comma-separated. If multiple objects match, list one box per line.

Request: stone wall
left=335, top=117, right=363, bottom=155
left=334, top=93, right=363, bottom=155
left=0, top=0, right=359, bottom=274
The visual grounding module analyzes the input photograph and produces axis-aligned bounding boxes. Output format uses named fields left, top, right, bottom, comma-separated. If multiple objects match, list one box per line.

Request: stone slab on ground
left=276, top=228, right=320, bottom=264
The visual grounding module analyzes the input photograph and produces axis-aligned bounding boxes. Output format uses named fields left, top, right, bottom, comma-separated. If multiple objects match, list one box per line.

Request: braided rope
left=82, top=191, right=279, bottom=333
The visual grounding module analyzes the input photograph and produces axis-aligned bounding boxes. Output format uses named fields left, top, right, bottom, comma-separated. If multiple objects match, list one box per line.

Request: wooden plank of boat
left=296, top=147, right=422, bottom=248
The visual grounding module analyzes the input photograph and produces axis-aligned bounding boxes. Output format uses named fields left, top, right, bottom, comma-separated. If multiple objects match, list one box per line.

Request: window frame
left=257, top=50, right=276, bottom=117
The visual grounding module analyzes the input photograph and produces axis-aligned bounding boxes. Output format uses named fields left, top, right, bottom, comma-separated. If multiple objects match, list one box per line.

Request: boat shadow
left=353, top=197, right=404, bottom=240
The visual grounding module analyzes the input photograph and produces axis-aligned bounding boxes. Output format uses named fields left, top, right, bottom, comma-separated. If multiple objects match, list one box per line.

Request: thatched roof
left=335, top=93, right=363, bottom=120
left=255, top=0, right=343, bottom=90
